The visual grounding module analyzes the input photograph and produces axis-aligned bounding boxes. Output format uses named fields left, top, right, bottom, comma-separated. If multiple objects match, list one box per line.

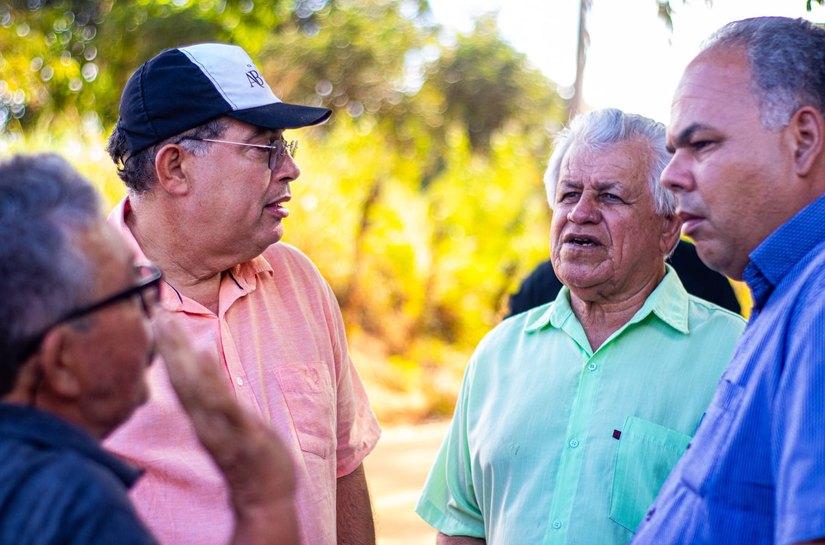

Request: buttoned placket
left=541, top=342, right=603, bottom=545
left=216, top=270, right=262, bottom=415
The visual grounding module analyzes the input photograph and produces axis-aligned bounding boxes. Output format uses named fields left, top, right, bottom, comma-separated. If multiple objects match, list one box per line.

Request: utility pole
left=569, top=0, right=591, bottom=120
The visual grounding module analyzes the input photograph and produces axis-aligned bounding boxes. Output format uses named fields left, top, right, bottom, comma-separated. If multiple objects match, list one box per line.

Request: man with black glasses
left=104, top=43, right=380, bottom=545
left=0, top=154, right=298, bottom=545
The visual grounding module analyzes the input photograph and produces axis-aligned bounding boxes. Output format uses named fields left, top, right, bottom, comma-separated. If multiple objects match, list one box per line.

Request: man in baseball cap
left=105, top=43, right=380, bottom=545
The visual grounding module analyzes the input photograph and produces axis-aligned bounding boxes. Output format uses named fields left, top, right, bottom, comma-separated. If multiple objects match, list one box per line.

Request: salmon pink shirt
left=104, top=198, right=381, bottom=545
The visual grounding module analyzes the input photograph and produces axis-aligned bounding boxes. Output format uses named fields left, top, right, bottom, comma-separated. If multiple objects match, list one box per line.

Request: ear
left=789, top=106, right=825, bottom=177
left=36, top=327, right=82, bottom=399
left=154, top=143, right=192, bottom=196
left=659, top=213, right=682, bottom=257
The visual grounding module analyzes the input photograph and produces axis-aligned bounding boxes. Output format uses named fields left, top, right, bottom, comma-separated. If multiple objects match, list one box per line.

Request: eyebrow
left=558, top=180, right=621, bottom=191
left=593, top=180, right=621, bottom=191
left=666, top=122, right=711, bottom=153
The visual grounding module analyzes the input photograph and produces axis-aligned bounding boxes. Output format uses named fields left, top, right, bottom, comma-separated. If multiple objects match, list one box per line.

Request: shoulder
left=687, top=295, right=747, bottom=331
left=472, top=301, right=555, bottom=364
left=30, top=449, right=133, bottom=507
left=785, top=244, right=825, bottom=324
left=260, top=242, right=329, bottom=286
left=261, top=241, right=319, bottom=271
left=0, top=445, right=149, bottom=541
left=480, top=309, right=534, bottom=349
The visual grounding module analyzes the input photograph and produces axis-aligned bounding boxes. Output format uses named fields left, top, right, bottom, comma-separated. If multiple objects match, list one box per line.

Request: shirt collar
left=0, top=403, right=143, bottom=488
left=524, top=264, right=690, bottom=336
left=744, top=194, right=825, bottom=310
left=109, top=196, right=274, bottom=310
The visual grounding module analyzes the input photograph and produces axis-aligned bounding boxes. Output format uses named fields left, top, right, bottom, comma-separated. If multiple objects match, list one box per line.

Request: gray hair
left=544, top=108, right=676, bottom=217
left=703, top=17, right=825, bottom=130
left=0, top=154, right=100, bottom=395
left=107, top=117, right=229, bottom=193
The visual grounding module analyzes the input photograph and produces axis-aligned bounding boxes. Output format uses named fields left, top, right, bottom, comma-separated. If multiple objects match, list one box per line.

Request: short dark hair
left=107, top=117, right=228, bottom=193
left=704, top=17, right=825, bottom=130
left=0, top=154, right=100, bottom=395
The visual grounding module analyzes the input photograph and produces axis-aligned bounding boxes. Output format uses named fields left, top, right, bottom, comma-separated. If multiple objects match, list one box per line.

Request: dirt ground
left=364, top=420, right=449, bottom=545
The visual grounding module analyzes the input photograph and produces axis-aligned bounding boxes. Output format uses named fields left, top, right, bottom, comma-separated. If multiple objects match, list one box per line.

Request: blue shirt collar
left=744, top=194, right=825, bottom=310
left=0, top=403, right=143, bottom=487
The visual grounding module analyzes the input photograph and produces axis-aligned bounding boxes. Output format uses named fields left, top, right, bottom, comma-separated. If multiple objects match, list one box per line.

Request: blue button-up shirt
left=0, top=403, right=156, bottom=545
left=632, top=194, right=825, bottom=545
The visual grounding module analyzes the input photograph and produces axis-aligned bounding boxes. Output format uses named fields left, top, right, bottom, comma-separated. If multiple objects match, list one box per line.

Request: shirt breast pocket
left=276, top=363, right=336, bottom=459
left=609, top=416, right=692, bottom=532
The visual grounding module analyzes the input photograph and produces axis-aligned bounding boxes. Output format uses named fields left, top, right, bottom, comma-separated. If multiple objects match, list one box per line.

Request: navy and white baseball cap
left=117, top=43, right=332, bottom=156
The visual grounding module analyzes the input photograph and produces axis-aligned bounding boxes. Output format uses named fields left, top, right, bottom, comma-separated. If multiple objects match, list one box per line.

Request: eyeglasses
left=182, top=137, right=298, bottom=171
left=57, top=264, right=162, bottom=324
left=14, top=264, right=163, bottom=364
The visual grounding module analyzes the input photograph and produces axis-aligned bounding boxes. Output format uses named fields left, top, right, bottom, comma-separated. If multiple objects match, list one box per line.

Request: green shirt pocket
left=609, top=415, right=691, bottom=532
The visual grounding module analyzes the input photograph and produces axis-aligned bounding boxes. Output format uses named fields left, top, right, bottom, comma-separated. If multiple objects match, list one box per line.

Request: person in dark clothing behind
left=508, top=239, right=740, bottom=317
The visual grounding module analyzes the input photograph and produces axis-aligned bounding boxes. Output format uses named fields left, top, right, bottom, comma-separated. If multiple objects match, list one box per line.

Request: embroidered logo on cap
left=246, top=70, right=265, bottom=88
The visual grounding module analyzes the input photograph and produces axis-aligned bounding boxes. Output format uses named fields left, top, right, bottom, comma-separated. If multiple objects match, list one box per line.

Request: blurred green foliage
left=1, top=0, right=563, bottom=421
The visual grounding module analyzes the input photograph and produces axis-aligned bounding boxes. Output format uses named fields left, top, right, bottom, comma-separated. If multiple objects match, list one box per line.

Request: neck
left=127, top=197, right=225, bottom=314
left=569, top=268, right=664, bottom=351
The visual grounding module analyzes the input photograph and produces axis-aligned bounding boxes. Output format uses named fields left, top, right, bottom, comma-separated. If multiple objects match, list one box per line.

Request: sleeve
left=322, top=279, right=381, bottom=478
left=773, top=274, right=825, bottom=544
left=415, top=357, right=486, bottom=538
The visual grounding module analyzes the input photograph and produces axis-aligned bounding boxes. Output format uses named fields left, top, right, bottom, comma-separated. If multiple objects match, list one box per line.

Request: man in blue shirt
left=632, top=16, right=825, bottom=545
left=0, top=154, right=298, bottom=545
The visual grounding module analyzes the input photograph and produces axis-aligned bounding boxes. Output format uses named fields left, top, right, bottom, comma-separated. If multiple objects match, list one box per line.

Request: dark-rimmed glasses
left=14, top=264, right=162, bottom=364
left=57, top=263, right=162, bottom=324
left=182, top=137, right=298, bottom=171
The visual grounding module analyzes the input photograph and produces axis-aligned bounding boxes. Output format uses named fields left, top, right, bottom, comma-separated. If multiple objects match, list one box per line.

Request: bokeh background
left=1, top=2, right=822, bottom=543
left=1, top=0, right=569, bottom=423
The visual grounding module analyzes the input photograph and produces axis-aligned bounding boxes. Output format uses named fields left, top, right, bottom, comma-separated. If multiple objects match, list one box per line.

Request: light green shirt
left=417, top=267, right=745, bottom=545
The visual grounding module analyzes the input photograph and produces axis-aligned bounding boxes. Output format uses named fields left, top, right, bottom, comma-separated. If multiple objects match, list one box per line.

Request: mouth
left=677, top=210, right=704, bottom=237
left=563, top=233, right=603, bottom=247
left=265, top=195, right=291, bottom=219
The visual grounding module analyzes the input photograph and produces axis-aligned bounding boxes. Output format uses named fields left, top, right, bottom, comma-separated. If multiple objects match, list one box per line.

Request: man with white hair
left=417, top=108, right=745, bottom=545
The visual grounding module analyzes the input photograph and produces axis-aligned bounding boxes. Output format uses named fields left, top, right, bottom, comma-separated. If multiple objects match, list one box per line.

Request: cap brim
left=228, top=101, right=331, bottom=130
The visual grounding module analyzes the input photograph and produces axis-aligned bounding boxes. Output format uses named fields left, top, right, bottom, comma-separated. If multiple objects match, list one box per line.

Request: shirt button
left=587, top=362, right=597, bottom=371
left=236, top=376, right=244, bottom=386
left=569, top=439, right=579, bottom=448
left=552, top=520, right=562, bottom=529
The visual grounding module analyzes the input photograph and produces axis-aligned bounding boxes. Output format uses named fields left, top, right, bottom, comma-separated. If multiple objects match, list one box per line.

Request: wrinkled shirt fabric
left=105, top=198, right=381, bottom=545
left=632, top=195, right=825, bottom=545
left=418, top=267, right=745, bottom=545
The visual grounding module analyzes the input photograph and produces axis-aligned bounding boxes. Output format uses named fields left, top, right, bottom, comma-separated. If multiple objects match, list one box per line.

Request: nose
left=272, top=151, right=300, bottom=184
left=567, top=193, right=601, bottom=224
left=660, top=152, right=693, bottom=194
